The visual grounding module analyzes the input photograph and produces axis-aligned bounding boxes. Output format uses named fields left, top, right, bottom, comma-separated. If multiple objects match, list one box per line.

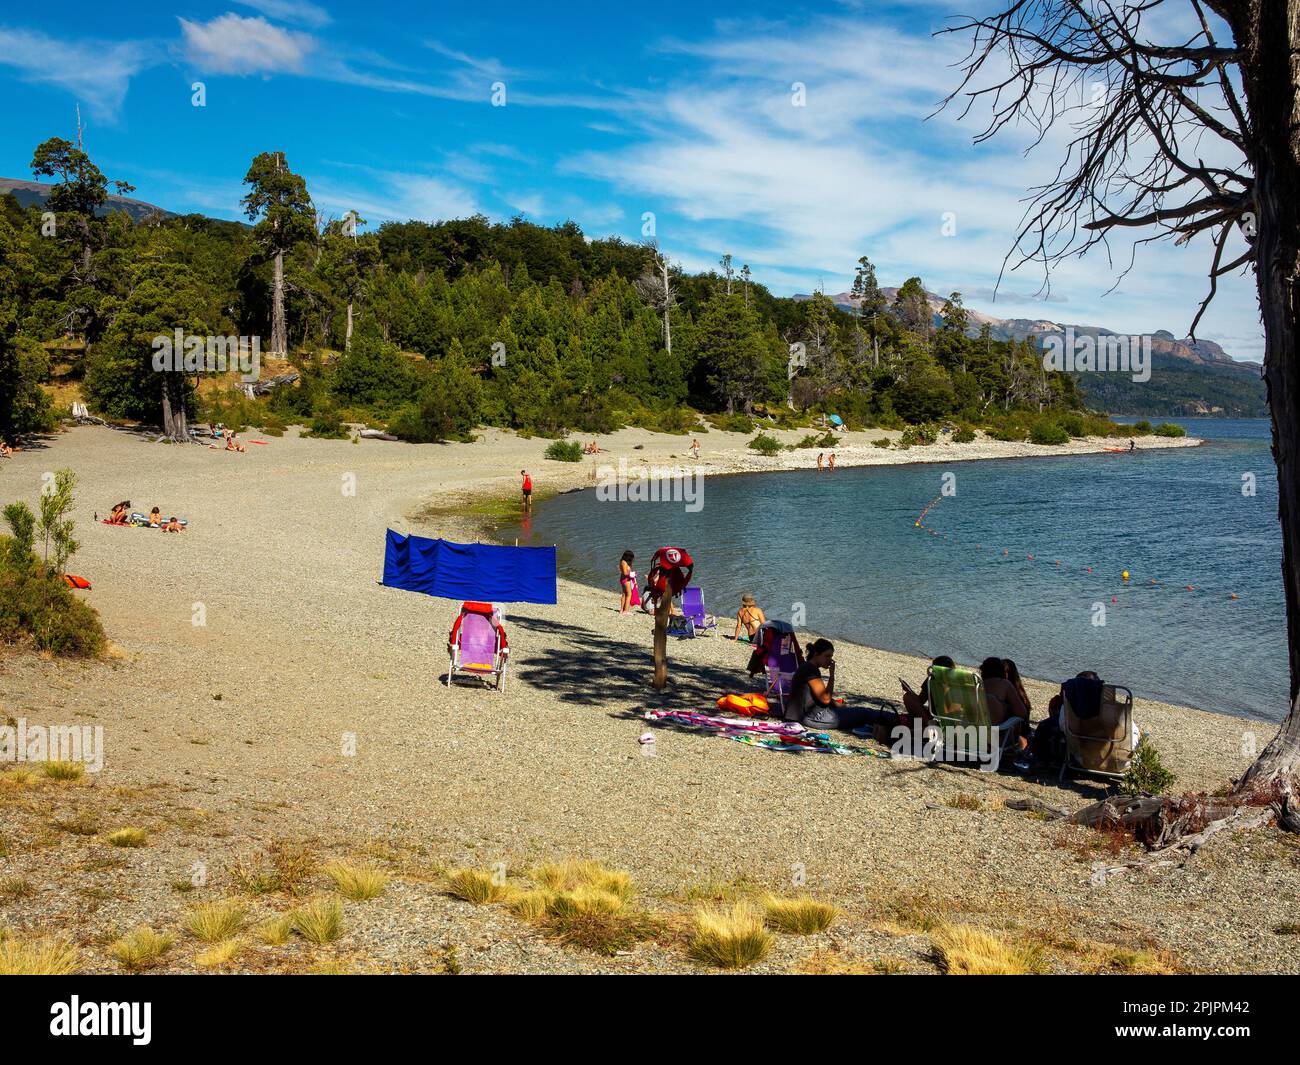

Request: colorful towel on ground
left=642, top=709, right=889, bottom=757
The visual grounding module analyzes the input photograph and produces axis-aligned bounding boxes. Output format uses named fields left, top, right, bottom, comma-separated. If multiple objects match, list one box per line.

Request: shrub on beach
left=1029, top=419, right=1071, bottom=446
left=747, top=433, right=782, bottom=457
left=1133, top=419, right=1153, bottom=434
left=543, top=439, right=584, bottom=462
left=689, top=903, right=772, bottom=969
left=1154, top=422, right=1186, bottom=438
left=952, top=425, right=976, bottom=443
left=710, top=412, right=755, bottom=434
left=1119, top=735, right=1176, bottom=796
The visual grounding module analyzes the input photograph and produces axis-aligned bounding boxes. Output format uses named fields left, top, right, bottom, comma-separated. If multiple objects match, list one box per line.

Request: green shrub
left=304, top=409, right=349, bottom=440
left=711, top=413, right=755, bottom=434
left=544, top=439, right=583, bottom=462
left=747, top=433, right=782, bottom=457
left=898, top=424, right=936, bottom=448
left=1056, top=412, right=1087, bottom=437
left=1029, top=420, right=1070, bottom=445
left=1132, top=420, right=1153, bottom=434
left=985, top=421, right=1026, bottom=442
left=0, top=553, right=105, bottom=656
left=1154, top=422, right=1186, bottom=438
left=1119, top=736, right=1176, bottom=796
left=872, top=438, right=891, bottom=448
left=952, top=426, right=976, bottom=443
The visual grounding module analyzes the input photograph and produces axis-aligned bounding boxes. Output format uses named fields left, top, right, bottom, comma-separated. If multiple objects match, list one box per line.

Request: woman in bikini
left=732, top=594, right=766, bottom=642
left=618, top=550, right=637, bottom=613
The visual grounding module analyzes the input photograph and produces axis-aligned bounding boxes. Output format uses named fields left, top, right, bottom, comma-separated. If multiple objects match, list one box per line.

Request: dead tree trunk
left=1232, top=1, right=1300, bottom=791
left=271, top=248, right=288, bottom=356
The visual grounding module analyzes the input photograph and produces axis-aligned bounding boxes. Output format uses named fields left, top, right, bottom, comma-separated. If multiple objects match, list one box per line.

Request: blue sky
left=0, top=0, right=1263, bottom=360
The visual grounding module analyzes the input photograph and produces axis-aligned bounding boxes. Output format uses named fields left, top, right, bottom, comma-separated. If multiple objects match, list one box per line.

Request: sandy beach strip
left=3, top=422, right=1297, bottom=974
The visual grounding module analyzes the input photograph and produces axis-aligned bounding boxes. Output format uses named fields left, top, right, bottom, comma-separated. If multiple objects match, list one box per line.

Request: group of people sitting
left=1, top=438, right=21, bottom=458
left=207, top=424, right=246, bottom=452
left=106, top=501, right=186, bottom=532
left=726, top=594, right=1135, bottom=772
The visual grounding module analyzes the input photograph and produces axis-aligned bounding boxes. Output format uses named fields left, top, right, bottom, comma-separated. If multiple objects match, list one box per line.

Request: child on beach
left=148, top=507, right=162, bottom=527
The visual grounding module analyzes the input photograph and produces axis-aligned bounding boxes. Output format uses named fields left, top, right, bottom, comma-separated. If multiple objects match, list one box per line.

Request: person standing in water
left=817, top=452, right=825, bottom=472
left=521, top=470, right=533, bottom=512
left=828, top=452, right=836, bottom=471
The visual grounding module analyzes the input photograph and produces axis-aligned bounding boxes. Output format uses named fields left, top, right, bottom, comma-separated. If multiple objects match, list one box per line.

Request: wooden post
left=652, top=594, right=672, bottom=690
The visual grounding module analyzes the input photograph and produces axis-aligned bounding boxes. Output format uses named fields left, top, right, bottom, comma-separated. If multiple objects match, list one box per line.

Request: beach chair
left=677, top=587, right=717, bottom=637
left=925, top=664, right=1021, bottom=769
left=446, top=602, right=510, bottom=691
left=1060, top=681, right=1135, bottom=782
left=758, top=621, right=804, bottom=713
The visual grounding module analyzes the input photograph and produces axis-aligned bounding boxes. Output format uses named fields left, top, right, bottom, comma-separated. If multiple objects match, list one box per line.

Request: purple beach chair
left=447, top=602, right=509, bottom=691
left=759, top=620, right=803, bottom=712
left=678, top=587, right=718, bottom=637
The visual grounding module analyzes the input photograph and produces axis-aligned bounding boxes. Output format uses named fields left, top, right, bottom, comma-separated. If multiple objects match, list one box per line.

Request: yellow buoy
left=1121, top=570, right=1130, bottom=581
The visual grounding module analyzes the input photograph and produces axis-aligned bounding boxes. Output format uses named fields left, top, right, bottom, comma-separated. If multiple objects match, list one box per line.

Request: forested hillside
left=2, top=140, right=1108, bottom=444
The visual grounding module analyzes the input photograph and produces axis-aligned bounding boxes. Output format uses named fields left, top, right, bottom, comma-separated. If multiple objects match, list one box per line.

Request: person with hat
left=731, top=593, right=766, bottom=642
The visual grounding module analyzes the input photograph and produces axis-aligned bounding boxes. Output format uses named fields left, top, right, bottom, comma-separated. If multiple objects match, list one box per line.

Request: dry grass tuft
left=106, top=826, right=148, bottom=848
left=446, top=868, right=507, bottom=905
left=185, top=899, right=247, bottom=943
left=291, top=895, right=344, bottom=944
left=195, top=938, right=244, bottom=968
left=762, top=895, right=838, bottom=935
left=109, top=926, right=173, bottom=972
left=227, top=840, right=316, bottom=895
left=529, top=860, right=633, bottom=901
left=254, top=914, right=295, bottom=946
left=0, top=934, right=79, bottom=974
left=506, top=888, right=556, bottom=922
left=323, top=861, right=388, bottom=901
left=689, top=903, right=773, bottom=969
left=932, top=923, right=1048, bottom=975
left=42, top=761, right=84, bottom=782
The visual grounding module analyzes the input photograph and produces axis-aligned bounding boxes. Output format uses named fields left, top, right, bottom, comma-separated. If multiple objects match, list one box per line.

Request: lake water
left=508, top=419, right=1285, bottom=722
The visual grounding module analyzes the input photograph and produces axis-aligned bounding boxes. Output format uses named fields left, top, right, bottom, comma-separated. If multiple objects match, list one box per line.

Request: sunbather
left=224, top=430, right=245, bottom=453
left=163, top=516, right=185, bottom=533
left=784, top=639, right=900, bottom=733
left=148, top=507, right=162, bottom=527
left=108, top=501, right=131, bottom=524
left=732, top=594, right=766, bottom=642
left=979, top=657, right=1030, bottom=729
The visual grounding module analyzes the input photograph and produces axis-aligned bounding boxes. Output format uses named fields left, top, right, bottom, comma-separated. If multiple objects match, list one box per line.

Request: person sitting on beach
left=108, top=501, right=131, bottom=524
left=224, top=430, right=246, bottom=453
left=1033, top=670, right=1140, bottom=763
left=148, top=507, right=162, bottom=528
left=898, top=655, right=956, bottom=727
left=163, top=516, right=185, bottom=533
left=0, top=439, right=17, bottom=458
left=784, top=639, right=901, bottom=734
left=618, top=550, right=637, bottom=613
left=979, top=656, right=1031, bottom=731
left=732, top=594, right=766, bottom=642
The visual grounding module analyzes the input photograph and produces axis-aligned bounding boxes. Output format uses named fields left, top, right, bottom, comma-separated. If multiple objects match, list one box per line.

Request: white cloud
left=0, top=27, right=155, bottom=121
left=180, top=14, right=315, bottom=76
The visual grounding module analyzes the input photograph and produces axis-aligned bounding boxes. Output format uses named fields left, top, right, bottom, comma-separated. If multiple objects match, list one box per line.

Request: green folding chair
left=926, top=664, right=1021, bottom=769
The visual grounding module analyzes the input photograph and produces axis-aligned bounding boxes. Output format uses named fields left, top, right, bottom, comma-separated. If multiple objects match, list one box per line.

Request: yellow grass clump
left=530, top=860, right=633, bottom=901
left=446, top=868, right=507, bottom=905
left=689, top=903, right=773, bottom=969
left=185, top=899, right=247, bottom=943
left=506, top=888, right=556, bottom=922
left=547, top=884, right=626, bottom=919
left=932, top=923, right=1048, bottom=975
left=106, top=827, right=148, bottom=848
left=42, top=761, right=84, bottom=782
left=254, top=914, right=295, bottom=946
left=195, top=938, right=244, bottom=968
left=324, top=861, right=388, bottom=901
left=291, top=895, right=344, bottom=944
left=0, top=934, right=80, bottom=975
left=763, top=895, right=839, bottom=935
left=109, top=926, right=173, bottom=972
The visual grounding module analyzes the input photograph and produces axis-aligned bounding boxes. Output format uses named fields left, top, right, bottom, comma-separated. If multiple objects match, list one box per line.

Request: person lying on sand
left=732, top=594, right=765, bottom=642
left=163, top=516, right=185, bottom=532
left=785, top=639, right=901, bottom=734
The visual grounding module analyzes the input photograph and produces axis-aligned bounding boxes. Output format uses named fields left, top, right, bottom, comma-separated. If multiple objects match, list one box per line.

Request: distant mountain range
left=798, top=288, right=1266, bottom=417
left=0, top=178, right=176, bottom=223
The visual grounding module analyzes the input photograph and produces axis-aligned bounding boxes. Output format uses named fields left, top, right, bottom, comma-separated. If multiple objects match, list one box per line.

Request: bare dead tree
left=636, top=240, right=676, bottom=357
left=940, top=1, right=1300, bottom=809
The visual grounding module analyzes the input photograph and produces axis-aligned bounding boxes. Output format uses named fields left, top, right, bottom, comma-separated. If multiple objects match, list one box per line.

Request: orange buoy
left=1186, top=585, right=1194, bottom=591
left=1028, top=554, right=1034, bottom=560
left=1111, top=596, right=1117, bottom=603
left=1230, top=593, right=1239, bottom=600
left=1055, top=560, right=1061, bottom=566
left=1086, top=566, right=1093, bottom=573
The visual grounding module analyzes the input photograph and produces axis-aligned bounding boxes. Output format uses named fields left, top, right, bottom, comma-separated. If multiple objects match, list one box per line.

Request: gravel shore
left=2, top=422, right=1296, bottom=975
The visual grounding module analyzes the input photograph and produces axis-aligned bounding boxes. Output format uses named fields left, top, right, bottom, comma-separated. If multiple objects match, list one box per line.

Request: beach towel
left=62, top=574, right=91, bottom=590
left=642, top=709, right=889, bottom=757
left=382, top=530, right=557, bottom=605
